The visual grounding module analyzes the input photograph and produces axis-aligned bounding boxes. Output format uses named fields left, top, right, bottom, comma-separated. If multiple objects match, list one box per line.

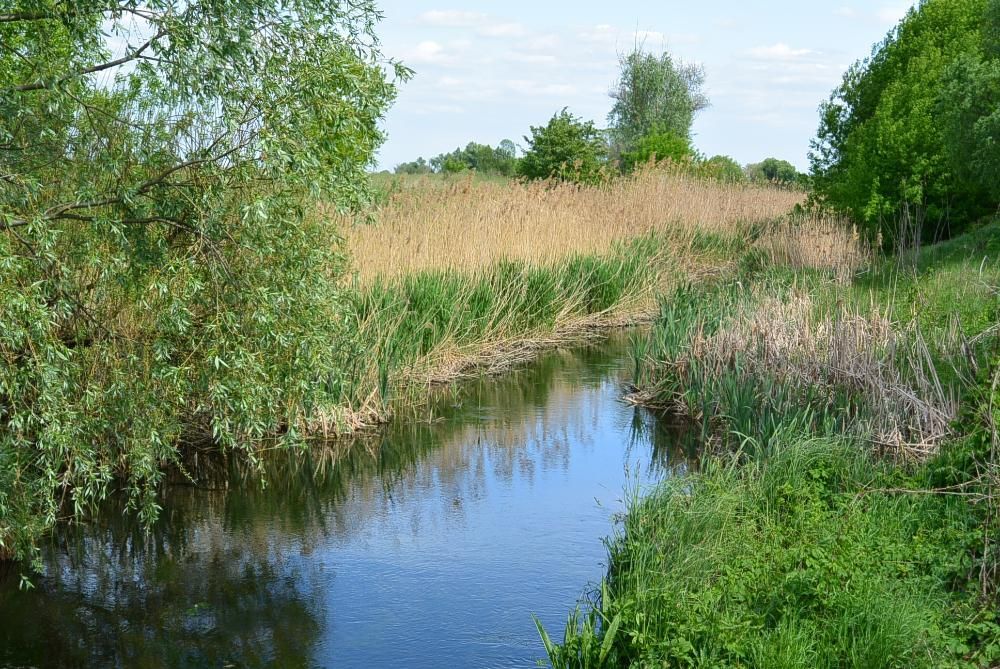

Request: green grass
left=542, top=219, right=1000, bottom=668
left=334, top=233, right=676, bottom=421
left=548, top=434, right=988, bottom=668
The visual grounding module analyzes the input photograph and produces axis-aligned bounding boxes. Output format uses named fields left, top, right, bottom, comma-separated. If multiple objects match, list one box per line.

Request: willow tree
left=0, top=1, right=404, bottom=563
left=607, top=49, right=709, bottom=156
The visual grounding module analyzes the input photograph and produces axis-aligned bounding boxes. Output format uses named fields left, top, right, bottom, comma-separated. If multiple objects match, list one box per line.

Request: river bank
left=543, top=219, right=1000, bottom=667
left=0, top=335, right=680, bottom=668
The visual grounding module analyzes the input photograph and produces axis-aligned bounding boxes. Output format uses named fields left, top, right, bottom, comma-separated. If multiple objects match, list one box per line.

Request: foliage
left=434, top=140, right=519, bottom=176
left=395, top=140, right=519, bottom=177
left=607, top=49, right=709, bottom=153
left=517, top=110, right=609, bottom=184
left=810, top=0, right=996, bottom=246
left=747, top=157, right=802, bottom=184
left=0, top=0, right=402, bottom=563
left=697, top=155, right=746, bottom=183
left=394, top=157, right=434, bottom=175
left=619, top=129, right=694, bottom=173
left=938, top=3, right=1000, bottom=203
left=545, top=436, right=991, bottom=668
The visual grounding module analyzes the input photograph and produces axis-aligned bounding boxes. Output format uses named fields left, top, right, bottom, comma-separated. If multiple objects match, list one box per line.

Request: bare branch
left=0, top=11, right=55, bottom=23
left=14, top=29, right=167, bottom=93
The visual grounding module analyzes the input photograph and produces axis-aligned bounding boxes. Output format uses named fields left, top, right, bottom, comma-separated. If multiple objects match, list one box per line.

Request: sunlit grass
left=343, top=170, right=803, bottom=283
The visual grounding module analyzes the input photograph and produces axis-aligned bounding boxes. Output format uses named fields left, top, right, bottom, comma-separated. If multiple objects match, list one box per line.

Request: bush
left=620, top=129, right=695, bottom=172
left=517, top=109, right=609, bottom=184
left=698, top=155, right=746, bottom=183
left=747, top=157, right=801, bottom=184
left=430, top=140, right=519, bottom=176
left=810, top=0, right=997, bottom=246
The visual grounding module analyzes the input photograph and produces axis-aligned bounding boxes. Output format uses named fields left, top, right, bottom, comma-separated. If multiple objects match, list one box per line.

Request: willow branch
left=14, top=29, right=166, bottom=93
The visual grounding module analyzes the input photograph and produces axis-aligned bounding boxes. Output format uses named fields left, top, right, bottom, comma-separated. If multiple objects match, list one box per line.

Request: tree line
left=394, top=50, right=805, bottom=186
left=811, top=0, right=1000, bottom=246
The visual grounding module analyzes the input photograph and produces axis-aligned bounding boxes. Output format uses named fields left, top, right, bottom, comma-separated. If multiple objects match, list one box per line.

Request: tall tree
left=607, top=49, right=709, bottom=153
left=809, top=0, right=993, bottom=245
left=0, top=0, right=404, bottom=562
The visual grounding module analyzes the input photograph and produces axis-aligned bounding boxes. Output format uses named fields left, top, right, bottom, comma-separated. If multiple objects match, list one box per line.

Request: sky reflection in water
left=0, top=335, right=693, bottom=668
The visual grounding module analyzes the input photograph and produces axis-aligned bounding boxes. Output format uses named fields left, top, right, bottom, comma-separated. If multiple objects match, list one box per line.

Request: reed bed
left=756, top=215, right=872, bottom=280
left=314, top=239, right=667, bottom=433
left=343, top=171, right=803, bottom=282
left=633, top=286, right=962, bottom=456
left=315, top=172, right=809, bottom=431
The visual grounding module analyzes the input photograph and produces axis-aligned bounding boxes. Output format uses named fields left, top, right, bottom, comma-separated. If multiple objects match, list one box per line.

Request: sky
left=372, top=1, right=918, bottom=172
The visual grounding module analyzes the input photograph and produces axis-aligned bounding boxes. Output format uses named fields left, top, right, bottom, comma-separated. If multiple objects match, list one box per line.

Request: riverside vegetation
left=540, top=217, right=1000, bottom=668
left=539, top=0, right=1000, bottom=664
left=3, top=0, right=999, bottom=667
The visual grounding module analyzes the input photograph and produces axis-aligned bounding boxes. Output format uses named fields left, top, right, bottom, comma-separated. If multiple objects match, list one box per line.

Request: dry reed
left=755, top=216, right=872, bottom=281
left=690, top=293, right=957, bottom=455
left=343, top=171, right=803, bottom=282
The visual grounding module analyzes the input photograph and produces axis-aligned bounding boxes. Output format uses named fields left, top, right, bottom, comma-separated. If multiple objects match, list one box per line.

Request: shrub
left=620, top=129, right=695, bottom=172
left=517, top=109, right=609, bottom=184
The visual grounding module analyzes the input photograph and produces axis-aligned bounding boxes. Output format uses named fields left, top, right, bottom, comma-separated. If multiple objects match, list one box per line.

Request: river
left=0, top=334, right=692, bottom=668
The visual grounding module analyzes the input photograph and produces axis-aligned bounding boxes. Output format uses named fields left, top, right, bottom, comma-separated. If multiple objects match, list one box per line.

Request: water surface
left=0, top=335, right=690, bottom=668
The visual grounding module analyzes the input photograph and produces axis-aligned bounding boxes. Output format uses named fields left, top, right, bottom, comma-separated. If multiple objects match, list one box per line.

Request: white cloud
left=578, top=24, right=617, bottom=44
left=748, top=43, right=815, bottom=61
left=834, top=7, right=859, bottom=18
left=504, top=79, right=578, bottom=97
left=418, top=10, right=486, bottom=28
left=418, top=11, right=529, bottom=39
left=407, top=40, right=450, bottom=64
left=480, top=22, right=528, bottom=38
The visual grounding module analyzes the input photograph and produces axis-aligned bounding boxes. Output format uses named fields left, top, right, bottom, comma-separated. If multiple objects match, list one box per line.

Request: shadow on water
left=0, top=333, right=695, bottom=669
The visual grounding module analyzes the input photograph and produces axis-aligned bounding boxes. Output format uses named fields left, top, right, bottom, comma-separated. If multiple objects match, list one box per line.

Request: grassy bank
left=319, top=171, right=803, bottom=432
left=542, top=219, right=1000, bottom=667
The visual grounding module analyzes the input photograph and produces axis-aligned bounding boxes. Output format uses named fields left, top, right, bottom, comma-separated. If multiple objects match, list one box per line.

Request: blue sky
left=373, top=1, right=917, bottom=171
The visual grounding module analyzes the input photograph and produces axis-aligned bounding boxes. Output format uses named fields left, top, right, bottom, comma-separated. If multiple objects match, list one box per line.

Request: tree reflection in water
left=0, top=333, right=696, bottom=668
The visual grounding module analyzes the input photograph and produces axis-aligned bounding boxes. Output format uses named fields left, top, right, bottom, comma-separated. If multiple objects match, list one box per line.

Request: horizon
left=373, top=1, right=917, bottom=172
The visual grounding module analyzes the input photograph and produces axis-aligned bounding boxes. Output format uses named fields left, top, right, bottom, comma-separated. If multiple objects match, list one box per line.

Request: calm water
left=0, top=335, right=691, bottom=668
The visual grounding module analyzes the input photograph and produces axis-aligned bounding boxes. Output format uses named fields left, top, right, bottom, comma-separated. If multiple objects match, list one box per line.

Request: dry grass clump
left=705, top=295, right=956, bottom=453
left=756, top=216, right=872, bottom=281
left=690, top=294, right=959, bottom=455
left=637, top=288, right=962, bottom=457
left=343, top=171, right=803, bottom=283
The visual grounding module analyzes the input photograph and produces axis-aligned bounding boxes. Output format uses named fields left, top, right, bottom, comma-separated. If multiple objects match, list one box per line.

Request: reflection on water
left=0, top=335, right=692, bottom=669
